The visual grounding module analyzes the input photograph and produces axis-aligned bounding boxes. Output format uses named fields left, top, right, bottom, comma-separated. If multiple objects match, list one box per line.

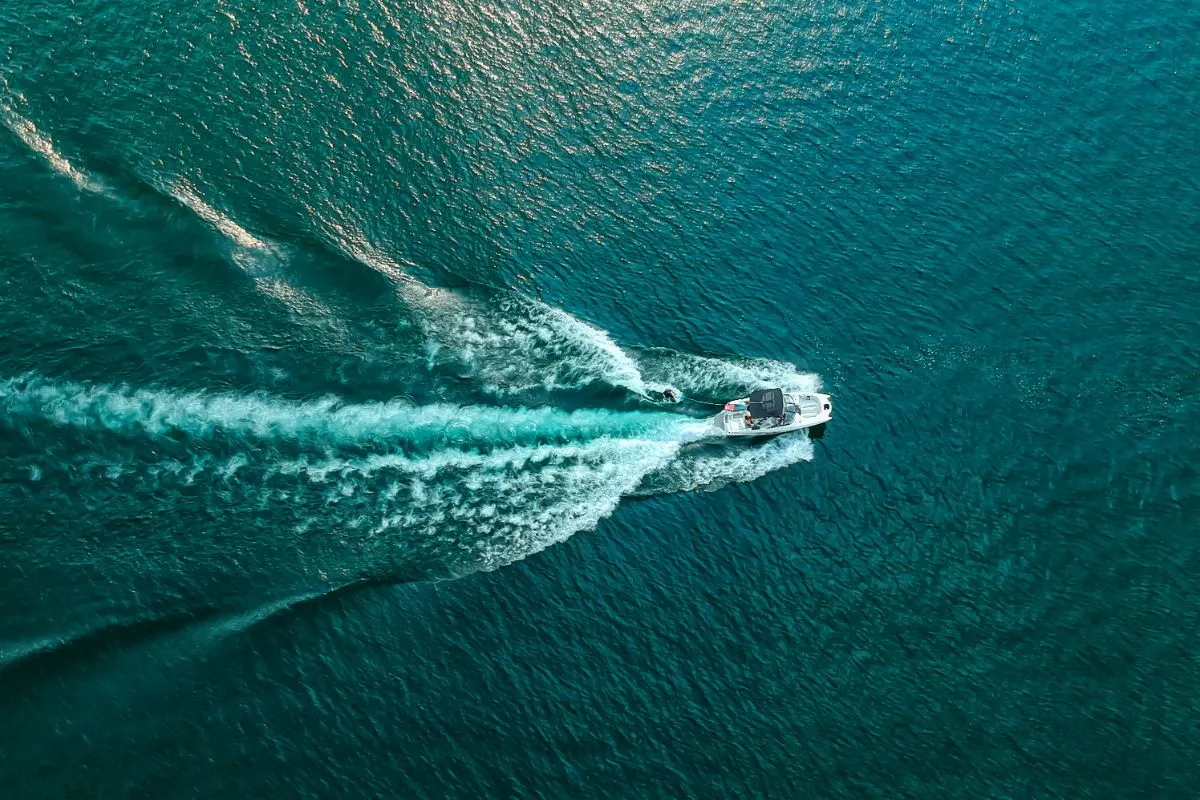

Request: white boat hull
left=712, top=392, right=833, bottom=438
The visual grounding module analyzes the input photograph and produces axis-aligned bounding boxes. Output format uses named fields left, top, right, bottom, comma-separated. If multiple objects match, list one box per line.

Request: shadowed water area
left=1, top=0, right=1198, bottom=796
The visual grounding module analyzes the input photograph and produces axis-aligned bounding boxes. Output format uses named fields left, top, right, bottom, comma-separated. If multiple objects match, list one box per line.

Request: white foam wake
left=0, top=375, right=686, bottom=447
left=635, top=433, right=816, bottom=495
left=275, top=436, right=689, bottom=571
left=636, top=350, right=823, bottom=397
left=3, top=375, right=820, bottom=575
left=311, top=223, right=651, bottom=396
left=410, top=291, right=824, bottom=402
left=72, top=435, right=687, bottom=575
left=411, top=290, right=650, bottom=396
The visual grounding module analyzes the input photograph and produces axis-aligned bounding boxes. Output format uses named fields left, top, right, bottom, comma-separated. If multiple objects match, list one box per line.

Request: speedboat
left=712, top=388, right=832, bottom=438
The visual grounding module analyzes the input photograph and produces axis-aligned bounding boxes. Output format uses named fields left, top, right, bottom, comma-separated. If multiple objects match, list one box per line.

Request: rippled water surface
left=2, top=0, right=1198, bottom=796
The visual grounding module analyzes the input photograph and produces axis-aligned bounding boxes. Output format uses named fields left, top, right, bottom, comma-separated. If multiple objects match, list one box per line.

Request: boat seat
left=798, top=396, right=821, bottom=417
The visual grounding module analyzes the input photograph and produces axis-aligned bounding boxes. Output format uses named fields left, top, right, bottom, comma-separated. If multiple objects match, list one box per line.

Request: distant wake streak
left=0, top=99, right=108, bottom=195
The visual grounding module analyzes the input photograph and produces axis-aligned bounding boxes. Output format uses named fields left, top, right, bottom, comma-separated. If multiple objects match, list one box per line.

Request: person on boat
left=744, top=412, right=755, bottom=429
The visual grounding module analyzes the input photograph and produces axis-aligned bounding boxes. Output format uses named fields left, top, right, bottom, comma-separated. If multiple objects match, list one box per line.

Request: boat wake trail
left=0, top=374, right=689, bottom=448
left=1, top=372, right=814, bottom=576
left=0, top=185, right=824, bottom=577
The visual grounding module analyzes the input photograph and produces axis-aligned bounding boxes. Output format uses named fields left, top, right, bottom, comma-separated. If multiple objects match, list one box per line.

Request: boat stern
left=814, top=392, right=833, bottom=425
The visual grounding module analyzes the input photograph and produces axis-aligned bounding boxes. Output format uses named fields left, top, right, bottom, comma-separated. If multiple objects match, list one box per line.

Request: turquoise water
left=2, top=0, right=1198, bottom=795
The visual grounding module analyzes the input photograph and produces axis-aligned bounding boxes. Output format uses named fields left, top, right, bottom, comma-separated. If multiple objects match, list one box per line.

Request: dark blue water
left=2, top=0, right=1198, bottom=796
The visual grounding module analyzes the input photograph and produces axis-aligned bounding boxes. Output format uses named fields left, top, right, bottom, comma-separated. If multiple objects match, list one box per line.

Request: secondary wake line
left=0, top=89, right=108, bottom=195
